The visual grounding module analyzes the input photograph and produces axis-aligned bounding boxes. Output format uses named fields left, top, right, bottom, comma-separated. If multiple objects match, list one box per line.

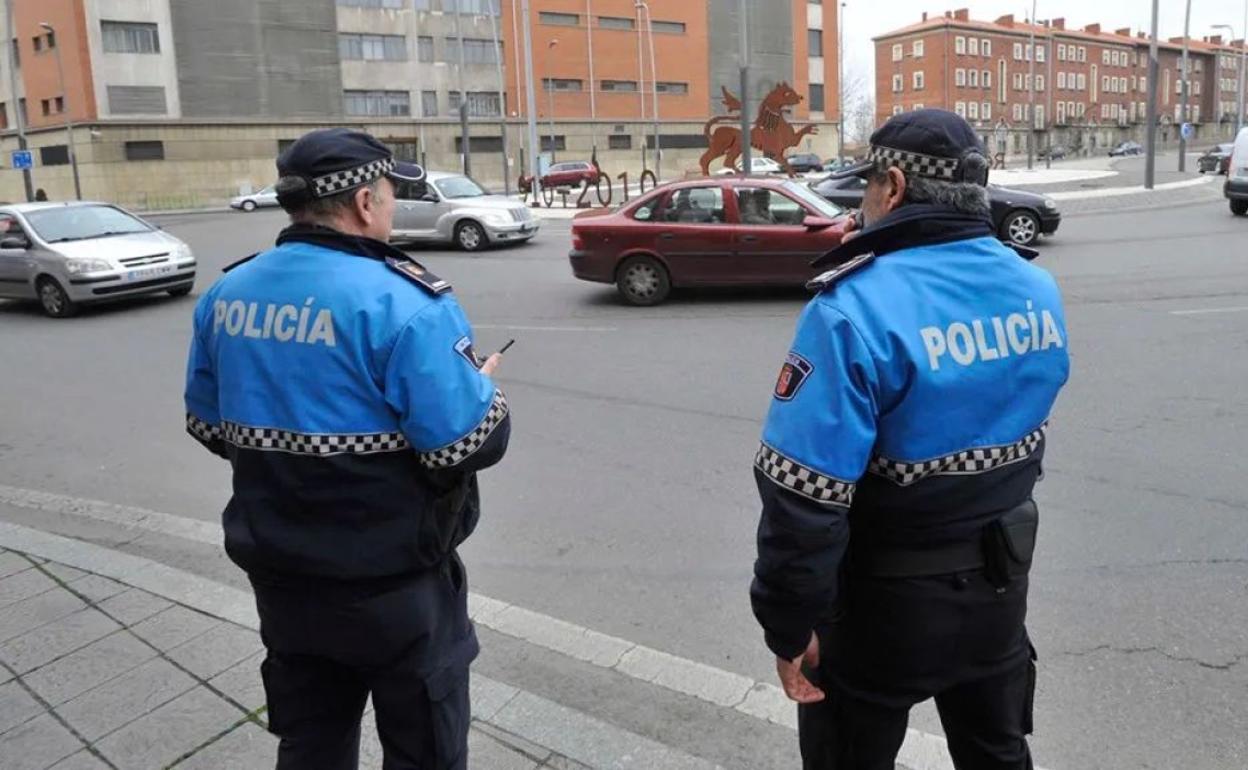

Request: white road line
left=0, top=483, right=1038, bottom=770
left=1169, top=306, right=1248, bottom=316
left=474, top=324, right=618, bottom=332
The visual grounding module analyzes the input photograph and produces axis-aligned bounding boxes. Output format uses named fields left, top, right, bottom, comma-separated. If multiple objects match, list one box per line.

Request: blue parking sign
left=1181, top=122, right=1195, bottom=141
left=10, top=150, right=33, bottom=170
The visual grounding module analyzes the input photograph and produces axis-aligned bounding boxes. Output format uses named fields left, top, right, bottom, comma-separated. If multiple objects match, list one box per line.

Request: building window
left=650, top=21, right=686, bottom=34
left=445, top=38, right=500, bottom=65
left=339, top=34, right=407, bottom=61
left=40, top=145, right=69, bottom=166
left=1036, top=45, right=1045, bottom=63
left=543, top=78, right=583, bottom=92
left=892, top=105, right=903, bottom=116
left=54, top=96, right=64, bottom=113
left=955, top=101, right=966, bottom=117
left=344, top=90, right=411, bottom=117
left=1058, top=43, right=1066, bottom=61
left=1078, top=47, right=1087, bottom=63
left=1036, top=75, right=1044, bottom=92
left=968, top=101, right=979, bottom=120
left=892, top=74, right=903, bottom=92
left=982, top=102, right=991, bottom=120
left=124, top=141, right=165, bottom=161
left=601, top=80, right=637, bottom=92
left=599, top=16, right=634, bottom=30
left=540, top=135, right=566, bottom=152
left=913, top=103, right=924, bottom=110
left=969, top=38, right=979, bottom=56
left=913, top=71, right=924, bottom=90
left=447, top=0, right=500, bottom=14
left=608, top=134, right=632, bottom=149
left=969, top=69, right=979, bottom=88
left=32, top=35, right=42, bottom=52
left=956, top=68, right=966, bottom=87
left=892, top=44, right=902, bottom=62
left=808, top=29, right=822, bottom=57
left=1102, top=75, right=1109, bottom=93
left=40, top=98, right=50, bottom=116
left=101, top=21, right=160, bottom=54
left=983, top=70, right=991, bottom=89
left=1013, top=43, right=1022, bottom=61
left=449, top=91, right=502, bottom=117
left=999, top=60, right=1007, bottom=102
left=421, top=90, right=438, bottom=117
left=107, top=85, right=167, bottom=114
left=539, top=12, right=579, bottom=26
left=1058, top=72, right=1066, bottom=89
left=1013, top=73, right=1023, bottom=91
left=656, top=81, right=689, bottom=95
left=1077, top=73, right=1086, bottom=90
left=982, top=39, right=991, bottom=57
left=1013, top=103, right=1022, bottom=121
left=809, top=83, right=824, bottom=111
left=955, top=36, right=966, bottom=55
left=337, top=0, right=404, bottom=7
left=417, top=36, right=434, bottom=62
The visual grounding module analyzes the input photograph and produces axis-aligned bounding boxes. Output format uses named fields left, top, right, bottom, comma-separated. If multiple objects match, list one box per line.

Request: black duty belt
left=851, top=500, right=1039, bottom=584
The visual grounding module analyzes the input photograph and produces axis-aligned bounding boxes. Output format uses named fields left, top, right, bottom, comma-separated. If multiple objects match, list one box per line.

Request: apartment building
left=875, top=9, right=1246, bottom=156
left=0, top=0, right=840, bottom=207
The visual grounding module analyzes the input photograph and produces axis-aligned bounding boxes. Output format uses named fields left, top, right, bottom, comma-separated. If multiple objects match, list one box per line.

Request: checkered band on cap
left=869, top=145, right=960, bottom=181
left=186, top=414, right=222, bottom=445
left=221, top=421, right=410, bottom=456
left=869, top=423, right=1047, bottom=487
left=312, top=157, right=395, bottom=198
left=754, top=443, right=855, bottom=507
left=418, top=390, right=509, bottom=470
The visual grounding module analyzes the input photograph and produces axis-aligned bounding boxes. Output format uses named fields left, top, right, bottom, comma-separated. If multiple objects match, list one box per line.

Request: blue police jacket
left=750, top=204, right=1070, bottom=660
left=184, top=225, right=510, bottom=584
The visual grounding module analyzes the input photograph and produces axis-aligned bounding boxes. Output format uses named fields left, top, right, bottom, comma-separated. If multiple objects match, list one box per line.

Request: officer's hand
left=775, top=631, right=824, bottom=704
left=480, top=353, right=503, bottom=376
left=840, top=210, right=864, bottom=244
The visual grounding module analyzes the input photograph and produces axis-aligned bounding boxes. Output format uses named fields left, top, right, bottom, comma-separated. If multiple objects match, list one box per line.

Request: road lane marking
left=1169, top=306, right=1248, bottom=316
left=0, top=483, right=1015, bottom=770
left=474, top=324, right=618, bottom=332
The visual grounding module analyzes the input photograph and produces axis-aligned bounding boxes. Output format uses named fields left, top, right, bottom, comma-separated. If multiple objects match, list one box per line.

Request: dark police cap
left=829, top=108, right=989, bottom=186
left=274, top=128, right=426, bottom=207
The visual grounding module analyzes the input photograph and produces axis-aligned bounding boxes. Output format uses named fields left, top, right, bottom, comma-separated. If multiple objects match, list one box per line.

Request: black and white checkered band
left=869, top=145, right=959, bottom=181
left=186, top=414, right=222, bottom=444
left=418, top=390, right=509, bottom=470
left=870, top=424, right=1047, bottom=487
left=312, top=158, right=395, bottom=198
left=218, top=421, right=410, bottom=456
left=754, top=443, right=855, bottom=507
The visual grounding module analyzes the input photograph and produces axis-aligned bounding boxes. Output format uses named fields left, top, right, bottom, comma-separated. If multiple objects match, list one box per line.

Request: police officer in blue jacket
left=184, top=128, right=510, bottom=770
left=751, top=110, right=1069, bottom=769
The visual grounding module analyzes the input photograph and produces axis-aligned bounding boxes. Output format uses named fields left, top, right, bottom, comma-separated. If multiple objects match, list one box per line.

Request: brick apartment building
left=0, top=0, right=840, bottom=207
left=875, top=8, right=1246, bottom=157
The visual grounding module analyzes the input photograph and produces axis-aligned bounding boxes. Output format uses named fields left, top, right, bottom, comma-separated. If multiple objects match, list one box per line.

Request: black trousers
left=799, top=570, right=1036, bottom=770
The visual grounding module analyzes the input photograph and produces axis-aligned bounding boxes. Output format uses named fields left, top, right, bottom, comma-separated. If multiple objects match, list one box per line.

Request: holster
left=981, top=500, right=1039, bottom=588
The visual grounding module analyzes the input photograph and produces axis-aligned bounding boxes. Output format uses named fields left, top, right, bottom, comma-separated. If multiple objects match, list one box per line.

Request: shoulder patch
left=454, top=336, right=483, bottom=369
left=222, top=253, right=258, bottom=273
left=806, top=251, right=876, bottom=292
left=774, top=352, right=814, bottom=401
left=385, top=256, right=452, bottom=295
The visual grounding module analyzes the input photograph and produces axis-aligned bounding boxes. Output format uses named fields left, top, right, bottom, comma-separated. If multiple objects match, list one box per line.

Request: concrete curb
left=1048, top=174, right=1215, bottom=201
left=0, top=522, right=720, bottom=770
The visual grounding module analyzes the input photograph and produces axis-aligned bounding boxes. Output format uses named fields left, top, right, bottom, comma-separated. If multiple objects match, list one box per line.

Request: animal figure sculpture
left=699, top=83, right=819, bottom=177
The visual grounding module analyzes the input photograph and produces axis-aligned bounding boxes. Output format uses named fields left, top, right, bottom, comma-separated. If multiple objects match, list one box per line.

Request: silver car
left=230, top=185, right=280, bottom=212
left=390, top=171, right=539, bottom=251
left=0, top=202, right=196, bottom=318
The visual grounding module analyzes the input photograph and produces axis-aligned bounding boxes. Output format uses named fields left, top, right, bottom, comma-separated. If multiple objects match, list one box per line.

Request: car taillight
left=572, top=230, right=585, bottom=250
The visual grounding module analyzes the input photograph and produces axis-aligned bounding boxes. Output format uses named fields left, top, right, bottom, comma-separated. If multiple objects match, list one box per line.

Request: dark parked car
left=569, top=177, right=849, bottom=305
left=785, top=152, right=823, bottom=173
left=1108, top=141, right=1144, bottom=157
left=1037, top=145, right=1067, bottom=160
left=1225, top=131, right=1248, bottom=215
left=1198, top=144, right=1234, bottom=175
left=811, top=176, right=1061, bottom=247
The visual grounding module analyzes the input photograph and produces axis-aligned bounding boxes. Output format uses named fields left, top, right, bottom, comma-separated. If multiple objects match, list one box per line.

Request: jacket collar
left=276, top=223, right=411, bottom=263
left=813, top=204, right=995, bottom=267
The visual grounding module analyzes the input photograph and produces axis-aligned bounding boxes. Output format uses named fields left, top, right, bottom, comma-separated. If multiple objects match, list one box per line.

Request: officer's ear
left=882, top=166, right=907, bottom=214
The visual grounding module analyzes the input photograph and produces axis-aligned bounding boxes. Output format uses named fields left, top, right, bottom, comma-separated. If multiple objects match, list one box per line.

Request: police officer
left=184, top=128, right=510, bottom=770
left=750, top=109, right=1069, bottom=769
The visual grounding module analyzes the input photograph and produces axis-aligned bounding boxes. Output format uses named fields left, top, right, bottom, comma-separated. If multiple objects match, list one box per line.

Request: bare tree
left=841, top=67, right=875, bottom=145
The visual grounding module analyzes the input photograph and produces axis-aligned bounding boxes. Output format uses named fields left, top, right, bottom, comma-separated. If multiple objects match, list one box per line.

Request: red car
left=569, top=177, right=849, bottom=305
left=542, top=161, right=599, bottom=189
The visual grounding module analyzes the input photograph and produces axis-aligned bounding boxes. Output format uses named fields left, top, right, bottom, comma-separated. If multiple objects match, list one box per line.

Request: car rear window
left=659, top=187, right=725, bottom=223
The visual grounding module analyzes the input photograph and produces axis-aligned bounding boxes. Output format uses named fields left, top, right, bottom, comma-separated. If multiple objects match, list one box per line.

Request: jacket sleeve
left=384, top=296, right=510, bottom=475
left=183, top=295, right=228, bottom=460
left=751, top=299, right=879, bottom=660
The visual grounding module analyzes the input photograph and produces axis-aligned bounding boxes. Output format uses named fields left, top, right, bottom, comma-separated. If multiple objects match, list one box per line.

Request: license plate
left=125, top=264, right=175, bottom=282
left=520, top=225, right=534, bottom=233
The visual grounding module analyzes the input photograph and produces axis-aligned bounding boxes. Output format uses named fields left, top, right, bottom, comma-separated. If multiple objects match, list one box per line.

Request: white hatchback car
left=0, top=202, right=196, bottom=317
left=389, top=171, right=539, bottom=251
left=230, top=185, right=280, bottom=212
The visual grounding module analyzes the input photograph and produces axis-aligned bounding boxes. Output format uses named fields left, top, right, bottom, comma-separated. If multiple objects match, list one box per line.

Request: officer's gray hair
left=285, top=178, right=383, bottom=224
left=871, top=169, right=990, bottom=218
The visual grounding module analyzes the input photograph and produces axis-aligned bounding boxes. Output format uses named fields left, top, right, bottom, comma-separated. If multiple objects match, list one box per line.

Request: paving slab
left=206, top=652, right=266, bottom=712
left=64, top=575, right=127, bottom=604
left=166, top=623, right=264, bottom=680
left=57, top=656, right=198, bottom=742
left=0, top=567, right=57, bottom=610
left=0, top=590, right=86, bottom=645
left=96, top=589, right=171, bottom=627
left=0, top=712, right=83, bottom=770
left=94, top=686, right=244, bottom=770
left=171, top=722, right=276, bottom=769
left=129, top=605, right=221, bottom=652
left=23, top=630, right=155, bottom=706
left=0, top=679, right=42, bottom=735
left=0, top=550, right=31, bottom=579
left=0, top=608, right=120, bottom=674
left=48, top=750, right=111, bottom=769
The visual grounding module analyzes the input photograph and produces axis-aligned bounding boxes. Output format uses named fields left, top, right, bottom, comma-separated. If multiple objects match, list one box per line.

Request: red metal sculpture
left=699, top=83, right=819, bottom=177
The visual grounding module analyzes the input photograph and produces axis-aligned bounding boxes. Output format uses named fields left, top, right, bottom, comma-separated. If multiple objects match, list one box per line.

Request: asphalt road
left=1, top=198, right=1246, bottom=769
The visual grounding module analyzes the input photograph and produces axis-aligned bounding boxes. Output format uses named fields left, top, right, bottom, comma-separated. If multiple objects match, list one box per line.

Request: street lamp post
left=1178, top=0, right=1192, bottom=172
left=1145, top=0, right=1159, bottom=189
left=635, top=3, right=647, bottom=171
left=520, top=0, right=542, bottom=203
left=546, top=39, right=558, bottom=163
left=636, top=1, right=660, bottom=178
left=5, top=0, right=33, bottom=200
left=452, top=6, right=471, bottom=176
left=738, top=0, right=751, bottom=174
left=1214, top=21, right=1247, bottom=134
left=39, top=22, right=81, bottom=200
left=839, top=2, right=846, bottom=164
left=1026, top=1, right=1037, bottom=171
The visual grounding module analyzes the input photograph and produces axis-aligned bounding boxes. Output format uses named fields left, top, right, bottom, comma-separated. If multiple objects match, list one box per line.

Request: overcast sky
left=844, top=1, right=1248, bottom=81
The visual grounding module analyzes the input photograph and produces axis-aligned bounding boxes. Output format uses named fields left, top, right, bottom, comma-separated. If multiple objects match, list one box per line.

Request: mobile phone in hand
left=498, top=339, right=515, bottom=355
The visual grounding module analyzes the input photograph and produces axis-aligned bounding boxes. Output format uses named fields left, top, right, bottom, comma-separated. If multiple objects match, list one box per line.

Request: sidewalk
left=0, top=544, right=711, bottom=770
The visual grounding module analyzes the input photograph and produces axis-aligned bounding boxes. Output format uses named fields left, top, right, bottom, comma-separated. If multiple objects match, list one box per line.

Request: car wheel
left=242, top=200, right=257, bottom=212
left=1231, top=200, right=1248, bottom=216
left=36, top=276, right=77, bottom=318
left=167, top=286, right=193, bottom=297
left=455, top=220, right=488, bottom=252
left=1001, top=210, right=1041, bottom=246
left=616, top=255, right=671, bottom=306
